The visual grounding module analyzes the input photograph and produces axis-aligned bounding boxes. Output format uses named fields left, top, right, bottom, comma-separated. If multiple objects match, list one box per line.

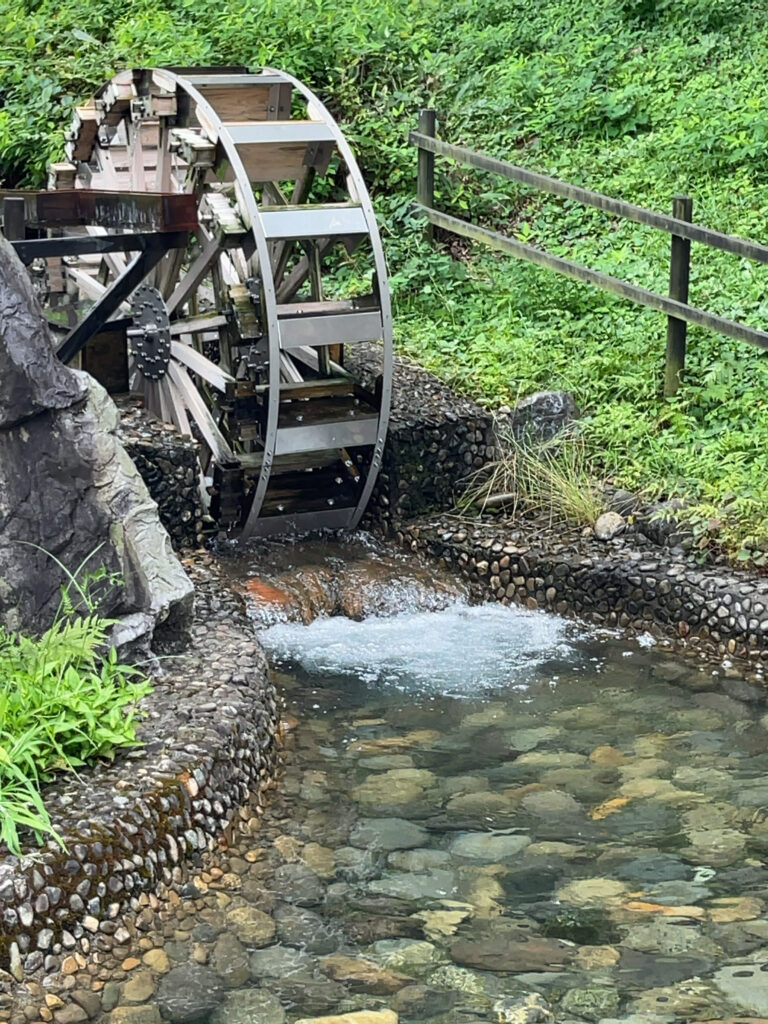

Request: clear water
left=127, top=537, right=768, bottom=1022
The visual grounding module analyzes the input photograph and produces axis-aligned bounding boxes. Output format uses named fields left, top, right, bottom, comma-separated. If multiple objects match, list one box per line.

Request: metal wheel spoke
left=170, top=340, right=235, bottom=392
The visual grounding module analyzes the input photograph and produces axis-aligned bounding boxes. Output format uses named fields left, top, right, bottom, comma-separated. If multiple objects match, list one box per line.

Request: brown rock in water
left=450, top=920, right=574, bottom=973
left=319, top=954, right=412, bottom=994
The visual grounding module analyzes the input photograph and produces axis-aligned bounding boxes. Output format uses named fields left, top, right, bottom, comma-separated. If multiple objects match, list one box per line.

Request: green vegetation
left=3, top=0, right=768, bottom=555
left=461, top=428, right=607, bottom=530
left=0, top=562, right=150, bottom=854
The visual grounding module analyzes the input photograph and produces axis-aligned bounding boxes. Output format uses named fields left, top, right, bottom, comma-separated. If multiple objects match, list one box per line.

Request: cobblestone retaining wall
left=398, top=517, right=768, bottom=666
left=349, top=348, right=494, bottom=531
left=0, top=563, right=280, bottom=981
left=115, top=398, right=202, bottom=550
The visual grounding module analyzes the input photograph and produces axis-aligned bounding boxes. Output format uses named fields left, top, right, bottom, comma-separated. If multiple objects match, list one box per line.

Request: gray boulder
left=0, top=237, right=193, bottom=643
left=502, top=390, right=579, bottom=442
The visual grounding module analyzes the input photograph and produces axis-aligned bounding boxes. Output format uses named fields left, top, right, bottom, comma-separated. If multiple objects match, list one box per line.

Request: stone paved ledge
left=115, top=398, right=202, bottom=551
left=348, top=346, right=494, bottom=530
left=0, top=560, right=280, bottom=985
left=396, top=514, right=768, bottom=668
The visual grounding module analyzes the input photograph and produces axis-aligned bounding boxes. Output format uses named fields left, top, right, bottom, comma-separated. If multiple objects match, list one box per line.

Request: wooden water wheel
left=46, top=66, right=393, bottom=538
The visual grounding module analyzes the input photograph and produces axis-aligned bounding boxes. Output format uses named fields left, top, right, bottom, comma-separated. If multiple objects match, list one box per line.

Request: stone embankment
left=0, top=560, right=280, bottom=990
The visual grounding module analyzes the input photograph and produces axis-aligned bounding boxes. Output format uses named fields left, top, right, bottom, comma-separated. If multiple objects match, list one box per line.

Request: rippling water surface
left=142, top=535, right=768, bottom=1023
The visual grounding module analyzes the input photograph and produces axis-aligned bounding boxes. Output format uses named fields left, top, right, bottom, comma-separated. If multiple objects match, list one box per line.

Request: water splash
left=261, top=601, right=588, bottom=696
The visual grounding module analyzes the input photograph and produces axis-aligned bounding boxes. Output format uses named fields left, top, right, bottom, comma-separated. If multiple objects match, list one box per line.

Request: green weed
left=0, top=555, right=151, bottom=855
left=461, top=427, right=607, bottom=529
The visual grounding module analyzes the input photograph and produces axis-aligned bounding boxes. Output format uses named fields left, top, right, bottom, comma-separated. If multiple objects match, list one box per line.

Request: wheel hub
left=128, top=284, right=171, bottom=380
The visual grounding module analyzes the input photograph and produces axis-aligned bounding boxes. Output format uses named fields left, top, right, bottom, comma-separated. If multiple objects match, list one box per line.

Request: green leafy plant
left=0, top=555, right=151, bottom=855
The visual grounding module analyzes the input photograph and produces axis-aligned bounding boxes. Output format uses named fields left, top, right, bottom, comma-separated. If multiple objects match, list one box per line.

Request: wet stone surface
left=7, top=536, right=768, bottom=1024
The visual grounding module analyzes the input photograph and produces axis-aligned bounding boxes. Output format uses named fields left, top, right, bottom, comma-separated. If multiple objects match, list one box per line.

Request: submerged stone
left=560, top=985, right=620, bottom=1021
left=449, top=832, right=531, bottom=861
left=350, top=818, right=429, bottom=852
left=713, top=962, right=768, bottom=1015
left=155, top=964, right=225, bottom=1023
left=367, top=869, right=457, bottom=902
left=210, top=989, right=285, bottom=1024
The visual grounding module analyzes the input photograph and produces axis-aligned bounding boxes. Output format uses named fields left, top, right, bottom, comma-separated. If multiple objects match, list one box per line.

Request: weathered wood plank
left=419, top=204, right=768, bottom=352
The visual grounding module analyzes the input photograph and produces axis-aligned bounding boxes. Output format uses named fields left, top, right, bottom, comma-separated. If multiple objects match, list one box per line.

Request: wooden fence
left=410, top=109, right=768, bottom=397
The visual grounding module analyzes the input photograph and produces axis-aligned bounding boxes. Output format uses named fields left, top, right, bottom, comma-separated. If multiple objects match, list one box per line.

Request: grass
left=460, top=427, right=607, bottom=529
left=3, top=0, right=768, bottom=557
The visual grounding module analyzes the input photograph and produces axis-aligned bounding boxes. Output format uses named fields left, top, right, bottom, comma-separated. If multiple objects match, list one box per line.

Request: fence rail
left=410, top=111, right=768, bottom=396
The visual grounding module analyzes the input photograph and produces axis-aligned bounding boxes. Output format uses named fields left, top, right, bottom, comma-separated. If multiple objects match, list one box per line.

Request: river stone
left=713, top=962, right=768, bottom=1014
left=319, top=953, right=412, bottom=993
left=210, top=932, right=249, bottom=988
left=272, top=863, right=325, bottom=905
left=615, top=854, right=691, bottom=885
left=451, top=925, right=573, bottom=973
left=371, top=938, right=446, bottom=972
left=493, top=993, right=553, bottom=1023
left=617, top=949, right=713, bottom=988
left=108, top=1010, right=162, bottom=1024
left=358, top=755, right=416, bottom=769
left=350, top=817, right=429, bottom=852
left=631, top=979, right=727, bottom=1018
left=294, top=1014, right=397, bottom=1024
left=334, top=846, right=381, bottom=881
left=450, top=831, right=531, bottom=861
left=504, top=390, right=579, bottom=442
left=261, top=971, right=346, bottom=1015
left=367, top=869, right=457, bottom=902
left=274, top=903, right=340, bottom=953
left=351, top=768, right=436, bottom=805
left=155, top=964, right=225, bottom=1023
left=393, top=983, right=457, bottom=1018
left=521, top=789, right=584, bottom=819
left=560, top=985, right=619, bottom=1021
left=388, top=848, right=452, bottom=872
left=224, top=906, right=276, bottom=947
left=595, top=511, right=626, bottom=541
left=210, top=988, right=285, bottom=1024
left=249, top=944, right=316, bottom=979
left=445, top=791, right=517, bottom=818
left=620, top=920, right=721, bottom=957
left=122, top=969, right=156, bottom=1003
left=556, top=878, right=629, bottom=908
left=506, top=727, right=560, bottom=752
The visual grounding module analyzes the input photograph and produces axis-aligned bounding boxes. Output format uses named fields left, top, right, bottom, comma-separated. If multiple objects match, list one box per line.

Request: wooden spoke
left=170, top=340, right=235, bottom=392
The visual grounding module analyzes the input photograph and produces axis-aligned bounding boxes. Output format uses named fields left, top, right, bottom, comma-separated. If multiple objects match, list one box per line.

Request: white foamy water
left=261, top=601, right=587, bottom=694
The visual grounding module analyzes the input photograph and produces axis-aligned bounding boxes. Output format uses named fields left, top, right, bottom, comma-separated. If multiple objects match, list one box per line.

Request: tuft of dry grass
left=459, top=423, right=607, bottom=528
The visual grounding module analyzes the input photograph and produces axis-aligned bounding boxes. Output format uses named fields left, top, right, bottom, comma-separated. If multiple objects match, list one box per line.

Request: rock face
left=0, top=238, right=193, bottom=642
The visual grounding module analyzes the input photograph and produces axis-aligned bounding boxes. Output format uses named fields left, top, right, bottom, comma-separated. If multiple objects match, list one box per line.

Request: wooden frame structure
left=411, top=110, right=768, bottom=397
left=1, top=67, right=394, bottom=538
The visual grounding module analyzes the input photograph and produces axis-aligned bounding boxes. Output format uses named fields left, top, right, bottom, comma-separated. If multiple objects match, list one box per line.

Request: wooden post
left=664, top=194, right=693, bottom=397
left=2, top=196, right=26, bottom=241
left=417, top=108, right=436, bottom=243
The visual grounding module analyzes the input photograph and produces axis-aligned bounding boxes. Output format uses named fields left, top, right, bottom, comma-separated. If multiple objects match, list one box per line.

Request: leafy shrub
left=0, top=560, right=151, bottom=855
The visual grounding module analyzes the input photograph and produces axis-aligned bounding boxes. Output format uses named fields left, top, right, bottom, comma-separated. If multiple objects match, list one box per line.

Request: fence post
left=417, top=108, right=436, bottom=243
left=2, top=196, right=26, bottom=242
left=664, top=194, right=693, bottom=397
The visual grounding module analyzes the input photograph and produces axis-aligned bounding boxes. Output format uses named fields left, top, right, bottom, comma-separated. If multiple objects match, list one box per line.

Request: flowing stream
left=114, top=535, right=768, bottom=1022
